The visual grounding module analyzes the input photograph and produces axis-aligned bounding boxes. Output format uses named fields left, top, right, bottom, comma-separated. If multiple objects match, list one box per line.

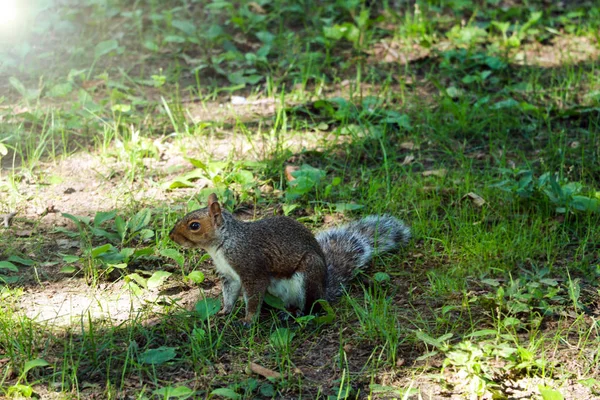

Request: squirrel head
left=169, top=193, right=224, bottom=249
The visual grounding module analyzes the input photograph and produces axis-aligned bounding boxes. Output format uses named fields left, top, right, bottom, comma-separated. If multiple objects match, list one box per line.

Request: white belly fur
left=208, top=247, right=241, bottom=285
left=207, top=247, right=305, bottom=309
left=267, top=272, right=306, bottom=310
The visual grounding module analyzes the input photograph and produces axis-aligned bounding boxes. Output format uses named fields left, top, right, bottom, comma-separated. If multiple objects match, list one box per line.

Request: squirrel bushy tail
left=315, top=215, right=411, bottom=302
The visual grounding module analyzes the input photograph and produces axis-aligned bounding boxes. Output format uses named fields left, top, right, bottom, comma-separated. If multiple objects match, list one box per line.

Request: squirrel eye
left=189, top=222, right=201, bottom=231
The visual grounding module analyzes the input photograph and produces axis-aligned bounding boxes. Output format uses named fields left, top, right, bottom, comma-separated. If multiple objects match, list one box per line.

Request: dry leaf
left=461, top=192, right=486, bottom=207
left=248, top=362, right=282, bottom=379
left=468, top=152, right=487, bottom=160
left=399, top=141, right=418, bottom=150
left=401, top=154, right=415, bottom=165
left=248, top=2, right=266, bottom=14
left=422, top=169, right=447, bottom=177
left=81, top=79, right=105, bottom=90
left=284, top=165, right=299, bottom=182
left=57, top=239, right=80, bottom=249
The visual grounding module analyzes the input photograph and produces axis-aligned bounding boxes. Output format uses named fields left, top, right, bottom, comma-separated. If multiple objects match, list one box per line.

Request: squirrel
left=169, top=193, right=411, bottom=324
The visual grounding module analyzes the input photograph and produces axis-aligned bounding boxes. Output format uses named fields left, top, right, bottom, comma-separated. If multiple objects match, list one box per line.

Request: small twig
left=247, top=362, right=282, bottom=379
left=1, top=212, right=17, bottom=228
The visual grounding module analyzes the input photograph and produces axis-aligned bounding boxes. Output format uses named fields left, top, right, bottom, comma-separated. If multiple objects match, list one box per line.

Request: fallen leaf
left=399, top=141, right=418, bottom=150
left=422, top=169, right=447, bottom=177
left=57, top=239, right=80, bottom=249
left=81, top=79, right=105, bottom=90
left=401, top=154, right=415, bottom=165
left=461, top=192, right=486, bottom=207
left=468, top=152, right=487, bottom=160
left=247, top=362, right=281, bottom=379
left=248, top=2, right=266, bottom=13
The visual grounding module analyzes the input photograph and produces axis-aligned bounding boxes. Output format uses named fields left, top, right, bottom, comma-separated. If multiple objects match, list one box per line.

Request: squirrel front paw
left=217, top=308, right=231, bottom=316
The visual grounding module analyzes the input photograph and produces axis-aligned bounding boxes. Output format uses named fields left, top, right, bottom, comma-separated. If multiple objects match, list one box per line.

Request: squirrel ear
left=207, top=193, right=219, bottom=206
left=208, top=201, right=223, bottom=227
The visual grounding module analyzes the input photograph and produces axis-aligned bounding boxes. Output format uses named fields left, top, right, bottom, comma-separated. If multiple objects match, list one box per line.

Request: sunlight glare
left=0, top=0, right=19, bottom=27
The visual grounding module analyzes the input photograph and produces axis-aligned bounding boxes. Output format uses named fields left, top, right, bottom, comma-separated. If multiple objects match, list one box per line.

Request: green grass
left=1, top=0, right=600, bottom=398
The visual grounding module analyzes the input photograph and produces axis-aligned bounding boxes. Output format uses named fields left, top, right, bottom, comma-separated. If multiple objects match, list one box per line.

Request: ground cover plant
left=1, top=0, right=600, bottom=398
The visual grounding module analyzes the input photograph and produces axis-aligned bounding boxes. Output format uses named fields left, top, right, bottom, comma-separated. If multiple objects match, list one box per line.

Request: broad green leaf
left=171, top=19, right=196, bottom=35
left=62, top=213, right=90, bottom=226
left=160, top=248, right=185, bottom=268
left=139, top=347, right=177, bottom=365
left=126, top=273, right=147, bottom=288
left=163, top=178, right=196, bottom=190
left=94, top=210, right=117, bottom=227
left=108, top=263, right=128, bottom=269
left=313, top=299, right=335, bottom=324
left=466, top=329, right=498, bottom=337
left=129, top=209, right=151, bottom=233
left=334, top=203, right=364, bottom=212
left=0, top=275, right=19, bottom=283
left=147, top=271, right=172, bottom=290
left=137, top=228, right=155, bottom=241
left=232, top=170, right=254, bottom=185
left=415, top=331, right=452, bottom=349
left=538, top=386, right=564, bottom=400
left=7, top=384, right=33, bottom=397
left=62, top=255, right=80, bottom=263
left=120, top=248, right=135, bottom=261
left=256, top=31, right=275, bottom=44
left=164, top=35, right=186, bottom=43
left=94, top=39, right=119, bottom=58
left=7, top=255, right=34, bottom=266
left=210, top=388, right=240, bottom=400
left=186, top=158, right=209, bottom=171
left=59, top=265, right=77, bottom=274
left=0, top=261, right=18, bottom=272
left=264, top=293, right=286, bottom=310
left=90, top=227, right=120, bottom=242
left=111, top=103, right=131, bottom=113
left=187, top=271, right=204, bottom=283
left=269, top=328, right=295, bottom=349
left=22, top=358, right=49, bottom=375
left=125, top=281, right=143, bottom=296
left=153, top=385, right=194, bottom=399
left=373, top=272, right=390, bottom=283
left=572, top=196, right=600, bottom=212
left=259, top=383, right=275, bottom=397
left=195, top=298, right=221, bottom=321
left=133, top=247, right=154, bottom=258
left=143, top=40, right=158, bottom=52
left=282, top=204, right=299, bottom=216
left=47, top=82, right=73, bottom=97
left=91, top=244, right=112, bottom=258
left=115, top=215, right=127, bottom=241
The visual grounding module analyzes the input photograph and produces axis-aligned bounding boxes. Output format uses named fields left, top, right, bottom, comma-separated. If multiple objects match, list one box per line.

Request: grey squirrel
left=169, top=193, right=411, bottom=323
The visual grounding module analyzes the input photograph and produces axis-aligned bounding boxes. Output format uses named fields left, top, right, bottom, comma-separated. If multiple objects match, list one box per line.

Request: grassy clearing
left=1, top=0, right=600, bottom=398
